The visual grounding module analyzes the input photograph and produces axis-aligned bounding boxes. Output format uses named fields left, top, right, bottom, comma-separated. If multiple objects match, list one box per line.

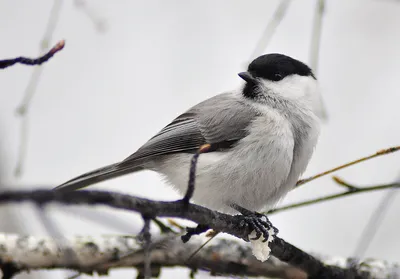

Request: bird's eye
left=274, top=73, right=283, bottom=81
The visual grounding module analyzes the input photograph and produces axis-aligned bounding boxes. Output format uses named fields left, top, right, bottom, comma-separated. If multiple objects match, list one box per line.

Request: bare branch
left=139, top=216, right=152, bottom=279
left=0, top=40, right=65, bottom=70
left=308, top=0, right=328, bottom=120
left=0, top=233, right=302, bottom=278
left=74, top=0, right=108, bottom=33
left=183, top=144, right=212, bottom=204
left=0, top=189, right=358, bottom=278
left=247, top=0, right=292, bottom=63
left=269, top=177, right=400, bottom=214
left=186, top=233, right=217, bottom=262
left=352, top=173, right=400, bottom=259
left=309, top=0, right=325, bottom=74
left=0, top=232, right=398, bottom=279
left=332, top=176, right=360, bottom=191
left=297, top=146, right=400, bottom=186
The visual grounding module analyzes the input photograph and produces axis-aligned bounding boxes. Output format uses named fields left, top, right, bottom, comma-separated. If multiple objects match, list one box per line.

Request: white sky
left=0, top=0, right=399, bottom=278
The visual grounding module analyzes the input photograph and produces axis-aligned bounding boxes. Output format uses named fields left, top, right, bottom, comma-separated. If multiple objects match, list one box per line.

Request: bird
left=54, top=53, right=321, bottom=216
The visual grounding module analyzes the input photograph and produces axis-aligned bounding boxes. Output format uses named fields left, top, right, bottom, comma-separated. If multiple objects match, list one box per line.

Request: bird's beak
left=238, top=72, right=257, bottom=83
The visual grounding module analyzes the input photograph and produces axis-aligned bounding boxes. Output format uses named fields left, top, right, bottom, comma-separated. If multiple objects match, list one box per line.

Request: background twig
left=296, top=146, right=400, bottom=186
left=352, top=173, right=400, bottom=259
left=309, top=0, right=328, bottom=120
left=140, top=216, right=152, bottom=279
left=74, top=0, right=108, bottom=33
left=269, top=177, right=400, bottom=214
left=246, top=0, right=292, bottom=63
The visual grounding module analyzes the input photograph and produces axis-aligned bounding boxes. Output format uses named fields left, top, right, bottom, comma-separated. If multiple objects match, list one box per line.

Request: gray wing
left=120, top=93, right=259, bottom=165
left=54, top=92, right=259, bottom=192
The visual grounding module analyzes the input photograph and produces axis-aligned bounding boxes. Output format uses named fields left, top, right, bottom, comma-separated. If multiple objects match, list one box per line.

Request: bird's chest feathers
left=287, top=110, right=320, bottom=184
left=214, top=111, right=295, bottom=187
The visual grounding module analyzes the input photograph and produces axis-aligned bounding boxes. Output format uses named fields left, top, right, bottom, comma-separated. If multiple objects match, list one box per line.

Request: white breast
left=154, top=108, right=296, bottom=214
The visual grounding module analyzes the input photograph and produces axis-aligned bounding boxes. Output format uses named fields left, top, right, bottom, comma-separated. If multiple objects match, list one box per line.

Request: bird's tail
left=53, top=162, right=144, bottom=192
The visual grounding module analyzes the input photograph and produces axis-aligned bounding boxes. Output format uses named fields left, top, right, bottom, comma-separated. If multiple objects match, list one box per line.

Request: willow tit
left=55, top=53, right=320, bottom=214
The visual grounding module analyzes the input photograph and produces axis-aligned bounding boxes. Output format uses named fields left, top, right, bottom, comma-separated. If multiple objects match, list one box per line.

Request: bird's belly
left=155, top=144, right=292, bottom=214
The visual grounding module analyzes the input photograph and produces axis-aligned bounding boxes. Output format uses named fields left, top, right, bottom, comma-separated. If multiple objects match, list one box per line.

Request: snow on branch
left=0, top=233, right=301, bottom=278
left=0, top=232, right=398, bottom=279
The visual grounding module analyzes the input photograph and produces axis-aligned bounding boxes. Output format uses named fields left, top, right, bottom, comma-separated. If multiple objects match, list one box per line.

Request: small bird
left=55, top=53, right=321, bottom=215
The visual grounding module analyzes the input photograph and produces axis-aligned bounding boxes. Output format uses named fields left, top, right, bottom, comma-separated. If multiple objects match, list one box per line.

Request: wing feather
left=121, top=93, right=259, bottom=164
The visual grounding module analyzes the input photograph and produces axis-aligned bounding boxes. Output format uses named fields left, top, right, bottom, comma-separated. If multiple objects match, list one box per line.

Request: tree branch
left=269, top=177, right=400, bottom=214
left=246, top=0, right=292, bottom=63
left=0, top=233, right=302, bottom=278
left=0, top=40, right=65, bottom=70
left=0, top=189, right=376, bottom=278
left=0, top=233, right=398, bottom=279
left=296, top=146, right=400, bottom=186
left=309, top=0, right=328, bottom=120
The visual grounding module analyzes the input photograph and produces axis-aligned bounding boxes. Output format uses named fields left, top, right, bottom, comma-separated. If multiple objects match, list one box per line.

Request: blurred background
left=0, top=0, right=399, bottom=278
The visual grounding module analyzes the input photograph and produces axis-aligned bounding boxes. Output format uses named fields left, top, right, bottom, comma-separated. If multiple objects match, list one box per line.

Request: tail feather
left=54, top=162, right=143, bottom=192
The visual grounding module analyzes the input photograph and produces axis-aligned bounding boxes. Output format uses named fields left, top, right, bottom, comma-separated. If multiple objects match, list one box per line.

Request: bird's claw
left=181, top=224, right=210, bottom=243
left=234, top=212, right=278, bottom=242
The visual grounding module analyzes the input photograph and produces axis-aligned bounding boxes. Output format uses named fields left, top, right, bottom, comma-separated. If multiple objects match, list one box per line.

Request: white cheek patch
left=260, top=75, right=321, bottom=106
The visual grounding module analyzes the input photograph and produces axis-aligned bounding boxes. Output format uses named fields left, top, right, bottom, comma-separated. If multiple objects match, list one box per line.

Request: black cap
left=246, top=53, right=315, bottom=82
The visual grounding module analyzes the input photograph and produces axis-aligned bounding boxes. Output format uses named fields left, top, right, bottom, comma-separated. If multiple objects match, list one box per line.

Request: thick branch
left=0, top=189, right=371, bottom=278
left=0, top=233, right=303, bottom=278
left=0, top=233, right=398, bottom=279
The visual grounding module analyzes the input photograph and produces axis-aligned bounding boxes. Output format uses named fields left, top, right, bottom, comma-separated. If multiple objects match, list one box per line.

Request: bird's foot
left=181, top=224, right=210, bottom=243
left=231, top=204, right=278, bottom=242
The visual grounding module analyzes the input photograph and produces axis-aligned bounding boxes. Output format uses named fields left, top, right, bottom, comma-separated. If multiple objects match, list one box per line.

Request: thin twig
left=182, top=144, right=212, bottom=204
left=332, top=176, right=359, bottom=191
left=16, top=0, right=64, bottom=113
left=152, top=218, right=175, bottom=234
left=247, top=0, right=292, bottom=63
left=0, top=40, right=65, bottom=70
left=309, top=0, right=325, bottom=75
left=167, top=218, right=185, bottom=231
left=296, top=146, right=400, bottom=186
left=268, top=177, right=400, bottom=214
left=186, top=233, right=218, bottom=262
left=140, top=216, right=152, bottom=279
left=41, top=0, right=64, bottom=50
left=352, top=173, right=400, bottom=259
left=74, top=0, right=108, bottom=33
left=186, top=229, right=220, bottom=263
left=66, top=272, right=81, bottom=279
left=353, top=189, right=397, bottom=259
left=309, top=0, right=328, bottom=120
left=14, top=116, right=29, bottom=177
